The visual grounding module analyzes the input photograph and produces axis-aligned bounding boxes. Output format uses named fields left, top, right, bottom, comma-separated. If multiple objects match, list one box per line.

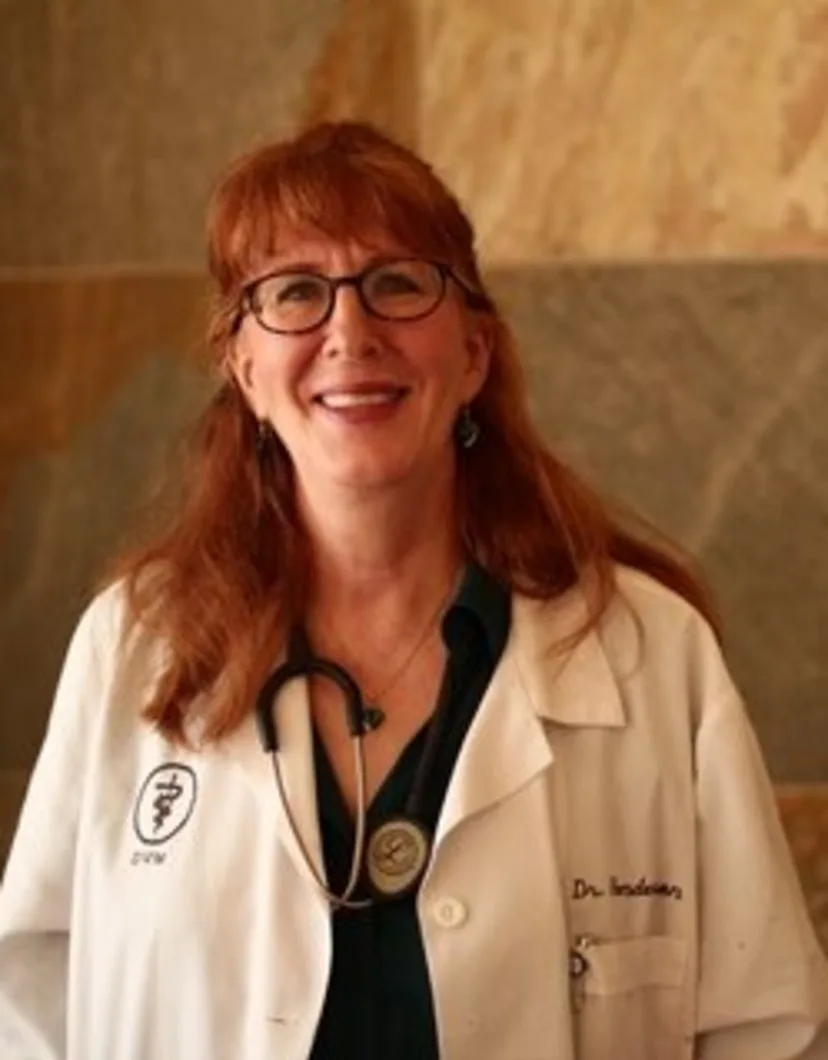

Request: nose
left=320, top=283, right=382, bottom=361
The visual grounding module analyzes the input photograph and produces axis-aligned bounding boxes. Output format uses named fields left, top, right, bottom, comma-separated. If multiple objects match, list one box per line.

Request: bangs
left=207, top=124, right=479, bottom=298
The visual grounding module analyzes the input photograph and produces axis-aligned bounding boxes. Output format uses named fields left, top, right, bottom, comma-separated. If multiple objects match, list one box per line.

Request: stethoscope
left=257, top=625, right=598, bottom=1005
left=256, top=626, right=451, bottom=910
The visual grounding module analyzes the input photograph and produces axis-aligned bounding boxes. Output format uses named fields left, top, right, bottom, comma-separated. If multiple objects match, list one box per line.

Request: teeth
left=319, top=391, right=401, bottom=409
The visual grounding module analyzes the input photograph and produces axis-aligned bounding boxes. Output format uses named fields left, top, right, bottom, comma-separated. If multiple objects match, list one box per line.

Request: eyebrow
left=261, top=252, right=408, bottom=275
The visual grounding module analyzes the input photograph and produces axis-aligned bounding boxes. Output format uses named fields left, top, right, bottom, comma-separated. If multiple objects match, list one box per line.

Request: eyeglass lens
left=249, top=259, right=445, bottom=334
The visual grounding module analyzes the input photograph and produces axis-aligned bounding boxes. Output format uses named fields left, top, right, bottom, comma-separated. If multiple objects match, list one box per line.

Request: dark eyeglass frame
left=233, top=257, right=492, bottom=336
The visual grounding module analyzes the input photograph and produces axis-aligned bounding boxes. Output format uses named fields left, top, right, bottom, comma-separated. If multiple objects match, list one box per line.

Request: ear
left=224, top=332, right=261, bottom=418
left=463, top=315, right=495, bottom=400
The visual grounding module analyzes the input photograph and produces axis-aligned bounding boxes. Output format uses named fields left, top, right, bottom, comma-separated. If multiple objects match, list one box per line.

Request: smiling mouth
left=314, top=388, right=409, bottom=410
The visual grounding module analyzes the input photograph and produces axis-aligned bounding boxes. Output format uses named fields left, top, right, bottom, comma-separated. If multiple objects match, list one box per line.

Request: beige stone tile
left=0, top=274, right=209, bottom=479
left=0, top=276, right=214, bottom=766
left=8, top=0, right=828, bottom=266
left=0, top=2, right=341, bottom=266
left=417, top=0, right=828, bottom=261
left=303, top=0, right=419, bottom=146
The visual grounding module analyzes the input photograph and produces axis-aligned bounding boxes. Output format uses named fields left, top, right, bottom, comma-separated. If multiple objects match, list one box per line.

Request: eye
left=248, top=272, right=331, bottom=330
left=271, top=275, right=327, bottom=304
left=367, top=264, right=429, bottom=296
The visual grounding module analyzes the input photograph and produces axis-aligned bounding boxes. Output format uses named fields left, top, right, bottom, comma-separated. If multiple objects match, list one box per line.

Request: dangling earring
left=455, top=405, right=481, bottom=450
left=256, top=419, right=271, bottom=459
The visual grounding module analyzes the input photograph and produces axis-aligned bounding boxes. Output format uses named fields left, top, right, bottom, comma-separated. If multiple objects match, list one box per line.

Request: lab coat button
left=432, top=896, right=468, bottom=928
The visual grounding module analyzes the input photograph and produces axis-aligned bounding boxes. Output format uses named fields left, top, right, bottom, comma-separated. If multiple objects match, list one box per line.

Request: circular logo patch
left=133, top=763, right=197, bottom=846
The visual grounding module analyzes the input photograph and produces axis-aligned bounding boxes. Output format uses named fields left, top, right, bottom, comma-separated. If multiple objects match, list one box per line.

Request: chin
left=319, top=451, right=424, bottom=491
left=330, top=465, right=412, bottom=491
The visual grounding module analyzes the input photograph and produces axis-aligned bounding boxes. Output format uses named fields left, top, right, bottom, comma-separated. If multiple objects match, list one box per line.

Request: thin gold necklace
left=319, top=570, right=463, bottom=731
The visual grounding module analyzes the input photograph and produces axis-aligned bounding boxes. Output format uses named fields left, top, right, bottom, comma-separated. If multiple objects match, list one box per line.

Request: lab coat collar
left=433, top=583, right=626, bottom=848
left=512, top=587, right=627, bottom=730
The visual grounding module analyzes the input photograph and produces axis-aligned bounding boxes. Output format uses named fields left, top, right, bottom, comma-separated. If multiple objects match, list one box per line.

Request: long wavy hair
left=111, top=121, right=718, bottom=746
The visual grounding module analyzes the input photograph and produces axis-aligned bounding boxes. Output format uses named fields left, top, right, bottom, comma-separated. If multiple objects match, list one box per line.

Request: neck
left=299, top=467, right=464, bottom=636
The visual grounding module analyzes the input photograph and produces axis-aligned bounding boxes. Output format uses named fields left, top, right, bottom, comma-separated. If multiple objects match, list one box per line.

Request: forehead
left=248, top=229, right=415, bottom=276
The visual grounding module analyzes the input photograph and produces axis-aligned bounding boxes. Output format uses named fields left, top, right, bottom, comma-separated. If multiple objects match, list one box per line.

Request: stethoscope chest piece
left=366, top=817, right=432, bottom=899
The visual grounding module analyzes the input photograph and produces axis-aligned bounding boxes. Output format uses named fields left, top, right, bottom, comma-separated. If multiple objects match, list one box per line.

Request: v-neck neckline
left=312, top=721, right=433, bottom=839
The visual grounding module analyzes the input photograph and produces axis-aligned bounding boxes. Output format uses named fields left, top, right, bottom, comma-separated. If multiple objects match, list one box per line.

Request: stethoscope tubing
left=266, top=737, right=371, bottom=910
left=256, top=631, right=373, bottom=909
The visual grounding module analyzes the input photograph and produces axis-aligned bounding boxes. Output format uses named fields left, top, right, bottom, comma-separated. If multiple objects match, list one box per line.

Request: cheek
left=251, top=358, right=283, bottom=395
left=420, top=330, right=476, bottom=399
left=406, top=316, right=467, bottom=377
left=248, top=342, right=314, bottom=411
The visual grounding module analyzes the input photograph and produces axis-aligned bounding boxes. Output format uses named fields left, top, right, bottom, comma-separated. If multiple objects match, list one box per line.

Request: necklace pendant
left=361, top=704, right=386, bottom=733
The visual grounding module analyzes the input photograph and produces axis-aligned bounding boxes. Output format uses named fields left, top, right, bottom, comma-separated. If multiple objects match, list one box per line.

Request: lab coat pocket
left=572, top=934, right=690, bottom=1060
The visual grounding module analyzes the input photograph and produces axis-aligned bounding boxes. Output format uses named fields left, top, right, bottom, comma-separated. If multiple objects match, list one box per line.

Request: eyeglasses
left=237, top=257, right=490, bottom=336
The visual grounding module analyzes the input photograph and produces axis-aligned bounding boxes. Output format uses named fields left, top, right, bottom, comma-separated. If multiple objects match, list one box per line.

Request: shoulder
left=75, top=578, right=131, bottom=644
left=63, top=576, right=168, bottom=698
left=610, top=564, right=710, bottom=630
left=36, top=581, right=137, bottom=756
left=596, top=563, right=718, bottom=649
left=516, top=564, right=735, bottom=717
left=604, top=564, right=737, bottom=715
left=59, top=579, right=130, bottom=682
left=43, top=579, right=180, bottom=772
left=520, top=563, right=718, bottom=657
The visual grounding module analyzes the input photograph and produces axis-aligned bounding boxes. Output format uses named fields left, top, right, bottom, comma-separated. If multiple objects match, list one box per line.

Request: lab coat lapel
left=435, top=587, right=627, bottom=847
left=220, top=675, right=326, bottom=894
left=434, top=616, right=552, bottom=848
left=513, top=590, right=627, bottom=730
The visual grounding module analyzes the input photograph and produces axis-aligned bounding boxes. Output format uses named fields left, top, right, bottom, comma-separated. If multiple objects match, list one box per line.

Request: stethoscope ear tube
left=255, top=629, right=366, bottom=752
left=255, top=671, right=281, bottom=752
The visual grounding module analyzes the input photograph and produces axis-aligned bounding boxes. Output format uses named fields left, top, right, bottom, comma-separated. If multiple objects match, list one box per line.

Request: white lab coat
left=1, top=566, right=827, bottom=1060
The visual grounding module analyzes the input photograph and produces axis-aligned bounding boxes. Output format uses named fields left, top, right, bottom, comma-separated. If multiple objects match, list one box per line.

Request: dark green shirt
left=310, top=564, right=511, bottom=1060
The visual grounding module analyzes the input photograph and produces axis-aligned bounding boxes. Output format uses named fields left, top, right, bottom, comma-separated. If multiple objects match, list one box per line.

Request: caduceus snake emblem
left=152, top=772, right=184, bottom=832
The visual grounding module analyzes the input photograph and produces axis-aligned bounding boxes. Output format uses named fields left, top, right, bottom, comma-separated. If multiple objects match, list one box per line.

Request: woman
left=0, top=121, right=825, bottom=1060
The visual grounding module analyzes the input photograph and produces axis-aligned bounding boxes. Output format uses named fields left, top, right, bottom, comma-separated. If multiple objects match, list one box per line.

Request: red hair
left=110, top=121, right=718, bottom=745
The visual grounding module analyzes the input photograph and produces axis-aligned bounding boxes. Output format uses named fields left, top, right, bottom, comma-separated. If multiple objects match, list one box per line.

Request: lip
left=312, top=381, right=411, bottom=401
left=311, top=381, right=411, bottom=424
